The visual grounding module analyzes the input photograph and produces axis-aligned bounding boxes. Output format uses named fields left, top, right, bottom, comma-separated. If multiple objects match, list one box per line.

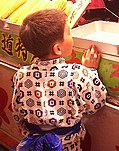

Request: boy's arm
left=12, top=71, right=24, bottom=126
left=81, top=45, right=107, bottom=114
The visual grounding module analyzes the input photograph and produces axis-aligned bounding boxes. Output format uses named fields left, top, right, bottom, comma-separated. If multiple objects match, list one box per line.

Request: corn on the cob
left=30, top=0, right=50, bottom=13
left=16, top=0, right=40, bottom=24
left=0, top=0, right=6, bottom=7
left=8, top=0, right=43, bottom=23
left=0, top=0, right=27, bottom=19
left=63, top=1, right=73, bottom=16
left=0, top=0, right=10, bottom=13
left=47, top=0, right=67, bottom=10
left=8, top=1, right=28, bottom=23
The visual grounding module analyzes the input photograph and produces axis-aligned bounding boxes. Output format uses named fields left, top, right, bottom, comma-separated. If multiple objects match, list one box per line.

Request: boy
left=12, top=9, right=107, bottom=151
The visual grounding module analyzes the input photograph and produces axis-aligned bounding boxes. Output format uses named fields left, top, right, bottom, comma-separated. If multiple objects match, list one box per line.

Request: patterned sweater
left=12, top=58, right=107, bottom=130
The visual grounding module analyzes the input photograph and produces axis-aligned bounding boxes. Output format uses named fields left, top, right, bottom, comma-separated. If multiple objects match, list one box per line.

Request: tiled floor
left=0, top=144, right=8, bottom=151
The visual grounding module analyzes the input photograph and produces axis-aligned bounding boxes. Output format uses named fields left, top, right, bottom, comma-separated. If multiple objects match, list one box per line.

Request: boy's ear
left=53, top=43, right=62, bottom=56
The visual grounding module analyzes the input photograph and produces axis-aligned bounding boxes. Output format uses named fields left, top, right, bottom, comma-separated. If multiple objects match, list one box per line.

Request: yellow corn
left=0, top=0, right=27, bottom=19
left=0, top=0, right=6, bottom=6
left=47, top=0, right=67, bottom=10
left=57, top=0, right=68, bottom=10
left=16, top=0, right=40, bottom=24
left=9, top=0, right=31, bottom=23
left=0, top=0, right=10, bottom=14
left=8, top=0, right=42, bottom=23
left=63, top=1, right=73, bottom=16
left=8, top=1, right=29, bottom=23
left=30, top=0, right=50, bottom=13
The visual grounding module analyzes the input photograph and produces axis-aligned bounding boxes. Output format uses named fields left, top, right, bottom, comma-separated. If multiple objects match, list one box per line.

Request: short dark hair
left=19, top=9, right=67, bottom=58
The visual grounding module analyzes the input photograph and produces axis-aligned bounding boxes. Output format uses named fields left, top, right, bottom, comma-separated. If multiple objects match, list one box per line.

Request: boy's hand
left=82, top=45, right=101, bottom=69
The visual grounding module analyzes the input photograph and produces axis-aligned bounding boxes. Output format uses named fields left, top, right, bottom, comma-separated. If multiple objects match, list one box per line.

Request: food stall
left=0, top=0, right=119, bottom=150
left=72, top=20, right=119, bottom=151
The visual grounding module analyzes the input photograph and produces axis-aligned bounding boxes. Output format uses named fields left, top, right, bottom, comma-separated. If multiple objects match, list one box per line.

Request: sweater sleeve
left=77, top=66, right=107, bottom=114
left=12, top=70, right=24, bottom=125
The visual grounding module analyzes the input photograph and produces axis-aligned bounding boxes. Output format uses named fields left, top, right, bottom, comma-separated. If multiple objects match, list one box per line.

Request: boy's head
left=19, top=9, right=73, bottom=59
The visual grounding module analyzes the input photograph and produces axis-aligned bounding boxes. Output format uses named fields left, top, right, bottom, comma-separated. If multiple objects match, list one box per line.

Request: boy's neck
left=40, top=54, right=62, bottom=61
